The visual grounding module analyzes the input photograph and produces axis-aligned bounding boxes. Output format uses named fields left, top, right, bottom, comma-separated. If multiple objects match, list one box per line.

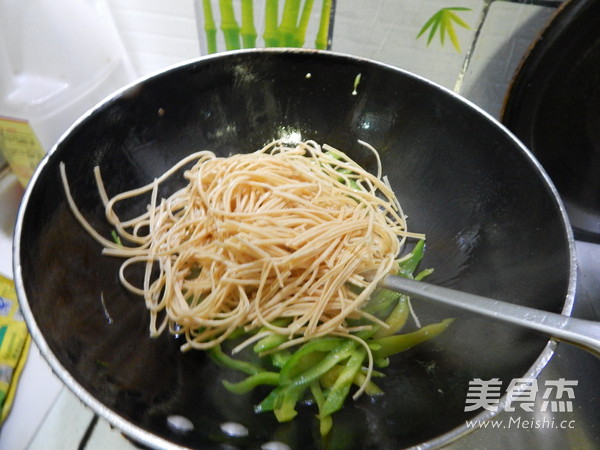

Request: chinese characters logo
left=465, top=377, right=577, bottom=413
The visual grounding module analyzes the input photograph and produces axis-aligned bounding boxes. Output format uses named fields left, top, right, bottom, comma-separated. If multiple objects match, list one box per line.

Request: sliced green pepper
left=255, top=383, right=306, bottom=422
left=320, top=365, right=384, bottom=396
left=253, top=333, right=289, bottom=353
left=310, top=381, right=333, bottom=436
left=208, top=345, right=263, bottom=376
left=373, top=295, right=410, bottom=338
left=283, top=340, right=356, bottom=387
left=222, top=371, right=280, bottom=394
left=278, top=337, right=344, bottom=383
left=270, top=349, right=292, bottom=368
left=321, top=347, right=367, bottom=416
left=371, top=318, right=454, bottom=359
left=274, top=384, right=306, bottom=422
left=398, top=239, right=426, bottom=277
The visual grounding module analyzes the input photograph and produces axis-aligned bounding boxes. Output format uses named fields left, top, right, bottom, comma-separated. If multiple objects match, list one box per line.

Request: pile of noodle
left=60, top=140, right=423, bottom=358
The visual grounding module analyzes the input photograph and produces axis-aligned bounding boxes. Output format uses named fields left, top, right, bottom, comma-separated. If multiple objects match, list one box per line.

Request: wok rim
left=13, top=48, right=577, bottom=450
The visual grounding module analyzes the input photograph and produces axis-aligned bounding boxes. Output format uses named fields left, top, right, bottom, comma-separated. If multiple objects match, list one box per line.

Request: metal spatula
left=379, top=274, right=600, bottom=358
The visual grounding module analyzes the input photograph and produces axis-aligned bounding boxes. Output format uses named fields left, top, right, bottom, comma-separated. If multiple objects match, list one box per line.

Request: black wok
left=14, top=49, right=575, bottom=449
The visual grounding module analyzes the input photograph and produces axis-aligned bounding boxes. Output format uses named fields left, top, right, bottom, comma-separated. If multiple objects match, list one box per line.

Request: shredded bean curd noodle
left=60, top=140, right=424, bottom=396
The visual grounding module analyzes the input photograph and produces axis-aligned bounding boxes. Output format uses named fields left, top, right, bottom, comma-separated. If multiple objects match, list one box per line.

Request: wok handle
left=379, top=274, right=600, bottom=358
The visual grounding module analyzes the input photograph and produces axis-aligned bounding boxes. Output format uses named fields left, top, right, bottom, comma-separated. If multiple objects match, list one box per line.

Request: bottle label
left=0, top=116, right=46, bottom=187
left=0, top=275, right=30, bottom=424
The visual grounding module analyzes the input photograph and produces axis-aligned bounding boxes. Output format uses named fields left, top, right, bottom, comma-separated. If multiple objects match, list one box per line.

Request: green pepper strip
left=223, top=371, right=280, bottom=394
left=355, top=240, right=427, bottom=338
left=274, top=384, right=306, bottom=421
left=415, top=267, right=435, bottom=280
left=335, top=170, right=362, bottom=191
left=322, top=150, right=363, bottom=192
left=310, top=381, right=333, bottom=436
left=322, top=347, right=367, bottom=416
left=254, top=385, right=280, bottom=413
left=252, top=319, right=291, bottom=353
left=256, top=339, right=356, bottom=420
left=362, top=288, right=400, bottom=316
left=282, top=339, right=357, bottom=386
left=371, top=318, right=454, bottom=360
left=373, top=295, right=410, bottom=338
left=255, top=383, right=306, bottom=418
left=270, top=349, right=292, bottom=368
left=320, top=365, right=384, bottom=396
left=374, top=357, right=389, bottom=368
left=352, top=288, right=402, bottom=340
left=354, top=371, right=384, bottom=396
left=278, top=337, right=344, bottom=383
left=254, top=333, right=289, bottom=353
left=207, top=345, right=262, bottom=375
left=398, top=240, right=426, bottom=277
left=110, top=230, right=122, bottom=246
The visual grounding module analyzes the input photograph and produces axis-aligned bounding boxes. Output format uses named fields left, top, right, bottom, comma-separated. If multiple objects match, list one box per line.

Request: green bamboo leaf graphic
left=417, top=11, right=439, bottom=41
left=447, top=10, right=470, bottom=29
left=427, top=14, right=441, bottom=46
left=446, top=15, right=461, bottom=51
left=439, top=13, right=447, bottom=46
left=417, top=7, right=472, bottom=52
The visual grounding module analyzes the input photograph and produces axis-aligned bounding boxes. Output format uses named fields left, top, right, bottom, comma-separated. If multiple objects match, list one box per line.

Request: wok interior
left=18, top=50, right=572, bottom=449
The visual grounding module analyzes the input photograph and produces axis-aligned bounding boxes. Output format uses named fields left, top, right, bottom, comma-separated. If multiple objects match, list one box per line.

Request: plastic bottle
left=0, top=0, right=136, bottom=186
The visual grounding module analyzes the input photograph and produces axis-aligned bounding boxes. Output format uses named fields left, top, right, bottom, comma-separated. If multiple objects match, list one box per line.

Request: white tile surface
left=85, top=415, right=138, bottom=449
left=459, top=1, right=556, bottom=118
left=0, top=346, right=63, bottom=450
left=107, top=0, right=200, bottom=76
left=25, top=387, right=144, bottom=449
left=28, top=387, right=95, bottom=450
left=333, top=0, right=484, bottom=90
